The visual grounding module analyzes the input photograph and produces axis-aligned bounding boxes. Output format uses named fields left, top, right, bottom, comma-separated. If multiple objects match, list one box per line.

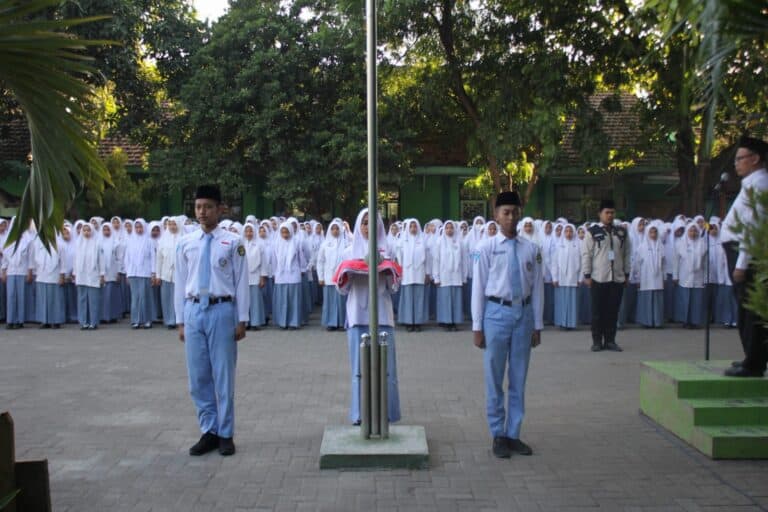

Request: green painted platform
left=640, top=361, right=768, bottom=459
left=319, top=425, right=429, bottom=470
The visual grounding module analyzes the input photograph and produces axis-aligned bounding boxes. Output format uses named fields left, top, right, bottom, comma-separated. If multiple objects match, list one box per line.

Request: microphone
left=714, top=172, right=729, bottom=191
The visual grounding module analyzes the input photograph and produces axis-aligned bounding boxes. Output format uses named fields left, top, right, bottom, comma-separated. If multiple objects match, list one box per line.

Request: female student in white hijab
left=337, top=208, right=400, bottom=425
left=673, top=221, right=707, bottom=328
left=433, top=220, right=466, bottom=331
left=124, top=218, right=156, bottom=328
left=316, top=219, right=348, bottom=331
left=99, top=222, right=125, bottom=323
left=58, top=223, right=78, bottom=323
left=120, top=219, right=134, bottom=316
left=711, top=222, right=738, bottom=328
left=396, top=219, right=429, bottom=332
left=156, top=216, right=182, bottom=329
left=1, top=217, right=34, bottom=329
left=665, top=218, right=687, bottom=321
left=147, top=220, right=163, bottom=323
left=73, top=223, right=105, bottom=329
left=552, top=223, right=581, bottom=330
left=243, top=221, right=268, bottom=329
left=33, top=229, right=65, bottom=328
left=258, top=220, right=275, bottom=322
left=634, top=220, right=665, bottom=328
left=272, top=220, right=306, bottom=329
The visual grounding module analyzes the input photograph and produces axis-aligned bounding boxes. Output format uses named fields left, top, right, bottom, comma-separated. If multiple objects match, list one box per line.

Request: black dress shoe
left=189, top=432, right=219, bottom=456
left=591, top=343, right=603, bottom=352
left=352, top=420, right=361, bottom=426
left=492, top=436, right=511, bottom=459
left=509, top=438, right=533, bottom=456
left=724, top=366, right=765, bottom=378
left=732, top=360, right=745, bottom=367
left=219, top=437, right=236, bottom=456
left=604, top=342, right=623, bottom=352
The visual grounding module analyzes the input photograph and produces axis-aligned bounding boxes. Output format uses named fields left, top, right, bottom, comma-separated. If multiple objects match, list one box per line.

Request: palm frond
left=0, top=0, right=112, bottom=250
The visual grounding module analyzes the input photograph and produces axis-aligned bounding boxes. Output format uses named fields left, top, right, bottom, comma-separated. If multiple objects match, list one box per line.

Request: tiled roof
left=0, top=119, right=145, bottom=167
left=557, top=92, right=673, bottom=169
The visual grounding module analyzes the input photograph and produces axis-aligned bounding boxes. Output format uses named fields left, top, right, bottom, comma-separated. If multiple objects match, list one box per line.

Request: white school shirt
left=100, top=237, right=124, bottom=283
left=551, top=240, right=581, bottom=287
left=1, top=235, right=33, bottom=276
left=316, top=237, right=347, bottom=284
left=432, top=234, right=465, bottom=287
left=636, top=240, right=664, bottom=291
left=398, top=235, right=427, bottom=285
left=674, top=238, right=707, bottom=288
left=173, top=227, right=250, bottom=324
left=471, top=234, right=544, bottom=331
left=156, top=234, right=179, bottom=283
left=244, top=238, right=268, bottom=286
left=273, top=237, right=305, bottom=284
left=124, top=234, right=156, bottom=278
left=720, top=168, right=768, bottom=270
left=33, top=238, right=62, bottom=284
left=73, top=238, right=105, bottom=288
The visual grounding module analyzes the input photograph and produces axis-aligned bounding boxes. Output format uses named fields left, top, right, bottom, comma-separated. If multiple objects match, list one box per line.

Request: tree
left=0, top=0, right=111, bottom=248
left=151, top=0, right=415, bottom=219
left=377, top=0, right=640, bottom=206
left=80, top=149, right=153, bottom=218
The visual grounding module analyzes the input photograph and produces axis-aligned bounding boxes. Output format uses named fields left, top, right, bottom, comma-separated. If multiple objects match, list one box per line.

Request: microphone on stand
left=714, top=172, right=729, bottom=191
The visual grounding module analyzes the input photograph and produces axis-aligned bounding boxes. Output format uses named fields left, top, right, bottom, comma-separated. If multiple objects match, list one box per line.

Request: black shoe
left=189, top=432, right=219, bottom=456
left=492, top=436, right=511, bottom=458
left=732, top=360, right=745, bottom=368
left=352, top=420, right=361, bottom=426
left=131, top=324, right=140, bottom=329
left=591, top=343, right=603, bottom=352
left=724, top=366, right=765, bottom=378
left=53, top=324, right=60, bottom=329
left=218, top=437, right=236, bottom=456
left=40, top=324, right=50, bottom=329
left=509, top=438, right=533, bottom=456
left=406, top=325, right=414, bottom=332
left=604, top=342, right=623, bottom=352
left=415, top=325, right=422, bottom=332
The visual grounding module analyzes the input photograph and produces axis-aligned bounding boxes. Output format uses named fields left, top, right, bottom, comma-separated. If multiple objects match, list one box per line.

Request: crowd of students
left=0, top=212, right=735, bottom=332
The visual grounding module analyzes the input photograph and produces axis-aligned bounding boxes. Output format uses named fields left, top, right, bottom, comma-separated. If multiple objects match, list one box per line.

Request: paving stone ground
left=1, top=317, right=767, bottom=512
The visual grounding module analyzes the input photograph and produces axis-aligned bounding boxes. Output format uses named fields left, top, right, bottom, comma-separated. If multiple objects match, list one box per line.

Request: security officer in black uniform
left=580, top=199, right=631, bottom=352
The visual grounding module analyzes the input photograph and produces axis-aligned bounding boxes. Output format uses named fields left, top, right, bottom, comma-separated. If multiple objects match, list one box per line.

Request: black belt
left=191, top=296, right=233, bottom=305
left=487, top=295, right=531, bottom=307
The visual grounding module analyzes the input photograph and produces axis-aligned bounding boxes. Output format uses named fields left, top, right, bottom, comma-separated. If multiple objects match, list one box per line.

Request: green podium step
left=640, top=361, right=768, bottom=459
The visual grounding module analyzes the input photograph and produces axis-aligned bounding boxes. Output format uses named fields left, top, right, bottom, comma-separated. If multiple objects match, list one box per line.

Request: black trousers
left=590, top=281, right=624, bottom=345
left=723, top=242, right=767, bottom=372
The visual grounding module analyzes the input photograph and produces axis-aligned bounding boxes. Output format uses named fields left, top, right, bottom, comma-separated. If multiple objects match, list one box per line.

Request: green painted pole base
left=319, top=425, right=429, bottom=470
left=640, top=361, right=768, bottom=459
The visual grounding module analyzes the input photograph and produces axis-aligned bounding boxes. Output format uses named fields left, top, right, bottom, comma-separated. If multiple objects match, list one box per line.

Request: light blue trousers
left=483, top=300, right=534, bottom=440
left=184, top=300, right=238, bottom=438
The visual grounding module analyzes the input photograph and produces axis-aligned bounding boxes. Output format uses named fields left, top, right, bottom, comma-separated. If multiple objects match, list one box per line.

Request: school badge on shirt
left=237, top=245, right=245, bottom=257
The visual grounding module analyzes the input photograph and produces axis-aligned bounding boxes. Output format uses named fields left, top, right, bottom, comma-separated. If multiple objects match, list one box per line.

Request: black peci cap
left=495, top=191, right=522, bottom=208
left=738, top=136, right=768, bottom=160
left=195, top=184, right=222, bottom=204
left=599, top=199, right=616, bottom=211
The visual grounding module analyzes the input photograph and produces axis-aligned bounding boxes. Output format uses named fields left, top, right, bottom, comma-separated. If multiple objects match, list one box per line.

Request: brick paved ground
left=1, top=317, right=766, bottom=511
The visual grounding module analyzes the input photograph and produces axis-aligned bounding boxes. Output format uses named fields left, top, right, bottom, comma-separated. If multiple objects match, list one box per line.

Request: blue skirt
left=436, top=285, right=463, bottom=324
left=101, top=281, right=123, bottom=322
left=618, top=283, right=638, bottom=326
left=321, top=285, right=346, bottom=328
left=5, top=275, right=25, bottom=324
left=578, top=283, right=592, bottom=325
left=35, top=282, right=65, bottom=325
left=64, top=282, right=78, bottom=322
left=346, top=325, right=401, bottom=424
left=248, top=284, right=266, bottom=327
left=554, top=286, right=578, bottom=328
left=543, top=282, right=555, bottom=325
left=715, top=284, right=738, bottom=326
left=262, top=277, right=274, bottom=317
left=24, top=280, right=36, bottom=323
left=398, top=284, right=427, bottom=325
left=273, top=282, right=302, bottom=328
left=636, top=289, right=664, bottom=327
left=675, top=286, right=705, bottom=326
left=663, top=275, right=676, bottom=321
left=391, top=286, right=400, bottom=315
left=128, top=277, right=153, bottom=325
left=77, top=285, right=102, bottom=326
left=160, top=280, right=175, bottom=326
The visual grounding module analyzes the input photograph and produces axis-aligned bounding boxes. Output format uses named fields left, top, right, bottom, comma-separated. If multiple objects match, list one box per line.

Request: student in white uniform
left=552, top=223, right=580, bottom=330
left=317, top=219, right=348, bottom=331
left=337, top=208, right=400, bottom=425
left=397, top=219, right=428, bottom=332
left=156, top=217, right=181, bottom=329
left=33, top=232, right=65, bottom=328
left=100, top=222, right=124, bottom=323
left=635, top=221, right=665, bottom=328
left=59, top=223, right=78, bottom=323
left=673, top=221, right=707, bottom=328
left=258, top=220, right=275, bottom=322
left=73, top=223, right=105, bottom=329
left=1, top=217, right=34, bottom=329
left=272, top=221, right=305, bottom=329
left=243, top=222, right=268, bottom=329
left=433, top=220, right=466, bottom=331
left=124, top=218, right=156, bottom=329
